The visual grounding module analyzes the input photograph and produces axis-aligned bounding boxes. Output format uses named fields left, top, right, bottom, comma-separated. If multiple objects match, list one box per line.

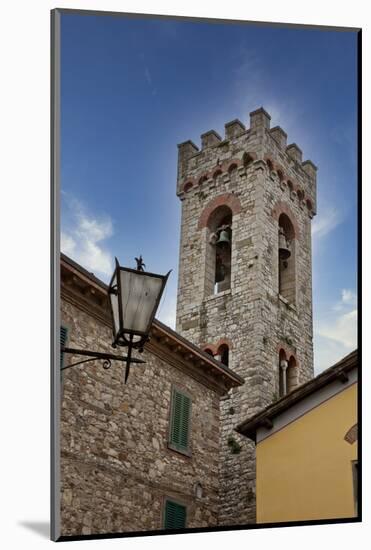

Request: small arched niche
left=205, top=205, right=233, bottom=296
left=213, top=169, right=223, bottom=181
left=184, top=181, right=193, bottom=193
left=297, top=189, right=305, bottom=202
left=228, top=163, right=238, bottom=175
left=243, top=152, right=254, bottom=169
left=278, top=213, right=296, bottom=304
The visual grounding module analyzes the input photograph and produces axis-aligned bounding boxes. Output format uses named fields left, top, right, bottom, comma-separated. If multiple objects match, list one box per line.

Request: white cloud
left=317, top=309, right=357, bottom=349
left=61, top=196, right=114, bottom=279
left=332, top=288, right=357, bottom=312
left=313, top=335, right=354, bottom=375
left=312, top=206, right=342, bottom=239
left=341, top=288, right=357, bottom=306
left=314, top=288, right=357, bottom=373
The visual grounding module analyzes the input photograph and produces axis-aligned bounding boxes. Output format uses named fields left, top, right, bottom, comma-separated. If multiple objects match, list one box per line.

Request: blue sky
left=60, top=13, right=358, bottom=373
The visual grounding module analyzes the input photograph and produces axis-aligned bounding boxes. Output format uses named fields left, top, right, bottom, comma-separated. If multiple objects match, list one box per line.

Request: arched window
left=278, top=349, right=288, bottom=398
left=279, top=350, right=298, bottom=397
left=287, top=356, right=298, bottom=392
left=278, top=213, right=296, bottom=304
left=206, top=205, right=233, bottom=296
left=218, top=344, right=229, bottom=367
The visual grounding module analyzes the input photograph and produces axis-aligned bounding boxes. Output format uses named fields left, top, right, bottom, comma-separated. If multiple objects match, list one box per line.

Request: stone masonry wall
left=175, top=108, right=316, bottom=525
left=60, top=298, right=221, bottom=536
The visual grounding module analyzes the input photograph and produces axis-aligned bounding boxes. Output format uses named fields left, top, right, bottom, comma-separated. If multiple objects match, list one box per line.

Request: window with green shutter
left=60, top=325, right=68, bottom=370
left=169, top=388, right=191, bottom=454
left=164, top=499, right=187, bottom=529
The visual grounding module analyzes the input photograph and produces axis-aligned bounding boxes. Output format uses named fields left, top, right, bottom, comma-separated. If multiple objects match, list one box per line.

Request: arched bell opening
left=205, top=205, right=233, bottom=296
left=278, top=213, right=296, bottom=305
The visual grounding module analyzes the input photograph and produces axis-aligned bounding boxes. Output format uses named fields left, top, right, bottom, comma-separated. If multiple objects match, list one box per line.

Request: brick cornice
left=202, top=338, right=232, bottom=356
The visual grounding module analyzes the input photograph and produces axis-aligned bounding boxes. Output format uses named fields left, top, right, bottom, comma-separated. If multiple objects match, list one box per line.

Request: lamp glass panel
left=109, top=273, right=120, bottom=336
left=119, top=270, right=163, bottom=334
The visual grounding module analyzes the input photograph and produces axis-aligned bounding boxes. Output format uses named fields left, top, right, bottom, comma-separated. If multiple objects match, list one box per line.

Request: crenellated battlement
left=177, top=107, right=317, bottom=216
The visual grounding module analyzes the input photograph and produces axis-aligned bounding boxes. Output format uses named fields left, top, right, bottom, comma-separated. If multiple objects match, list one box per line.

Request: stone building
left=176, top=107, right=317, bottom=524
left=60, top=254, right=243, bottom=536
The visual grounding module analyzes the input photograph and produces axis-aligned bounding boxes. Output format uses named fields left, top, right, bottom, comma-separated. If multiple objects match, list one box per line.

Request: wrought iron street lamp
left=108, top=256, right=170, bottom=382
left=61, top=256, right=170, bottom=383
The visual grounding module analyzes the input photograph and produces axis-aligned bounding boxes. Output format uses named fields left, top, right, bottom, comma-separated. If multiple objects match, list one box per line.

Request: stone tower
left=175, top=108, right=317, bottom=525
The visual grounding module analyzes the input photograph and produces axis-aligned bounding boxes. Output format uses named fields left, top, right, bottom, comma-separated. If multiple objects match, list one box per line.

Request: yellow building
left=237, top=350, right=358, bottom=524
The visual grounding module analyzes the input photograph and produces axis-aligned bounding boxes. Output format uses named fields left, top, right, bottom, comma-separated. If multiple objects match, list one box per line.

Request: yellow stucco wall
left=256, top=383, right=357, bottom=523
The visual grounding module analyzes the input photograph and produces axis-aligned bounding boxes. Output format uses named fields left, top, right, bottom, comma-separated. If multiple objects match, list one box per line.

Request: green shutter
left=60, top=325, right=68, bottom=369
left=164, top=500, right=186, bottom=529
left=170, top=389, right=191, bottom=452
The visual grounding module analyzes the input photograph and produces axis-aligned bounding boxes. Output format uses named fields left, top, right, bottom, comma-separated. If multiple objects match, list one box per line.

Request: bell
left=215, top=261, right=226, bottom=283
left=216, top=229, right=231, bottom=248
left=279, top=229, right=291, bottom=260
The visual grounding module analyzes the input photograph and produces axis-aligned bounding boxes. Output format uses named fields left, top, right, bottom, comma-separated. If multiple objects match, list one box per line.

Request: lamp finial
left=135, top=255, right=146, bottom=271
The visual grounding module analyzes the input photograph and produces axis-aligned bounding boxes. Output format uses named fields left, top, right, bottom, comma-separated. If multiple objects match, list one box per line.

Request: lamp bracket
left=61, top=346, right=146, bottom=372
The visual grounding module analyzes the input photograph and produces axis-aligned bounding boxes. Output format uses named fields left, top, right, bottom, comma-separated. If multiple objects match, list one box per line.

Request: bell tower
left=175, top=108, right=317, bottom=525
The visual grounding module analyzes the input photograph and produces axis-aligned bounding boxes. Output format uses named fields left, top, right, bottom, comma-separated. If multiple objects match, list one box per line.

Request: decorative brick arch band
left=344, top=423, right=358, bottom=445
left=215, top=338, right=232, bottom=352
left=181, top=153, right=257, bottom=194
left=202, top=338, right=232, bottom=356
left=203, top=344, right=217, bottom=356
left=198, top=193, right=242, bottom=229
left=277, top=344, right=299, bottom=366
left=271, top=201, right=300, bottom=240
